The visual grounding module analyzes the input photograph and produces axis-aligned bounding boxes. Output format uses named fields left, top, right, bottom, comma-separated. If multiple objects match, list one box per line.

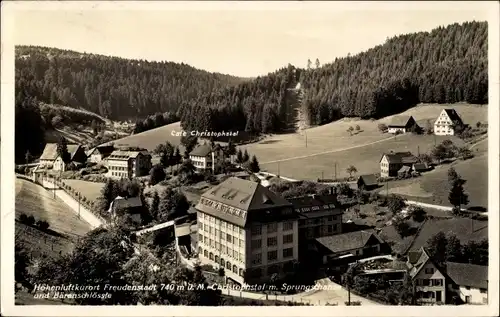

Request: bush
left=36, top=220, right=50, bottom=231
left=378, top=123, right=388, bottom=133
left=25, top=215, right=36, bottom=226
left=345, top=301, right=362, bottom=306
left=19, top=213, right=29, bottom=224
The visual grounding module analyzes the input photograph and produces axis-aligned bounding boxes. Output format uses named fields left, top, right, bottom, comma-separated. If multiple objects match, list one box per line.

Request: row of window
left=200, top=248, right=245, bottom=277
left=199, top=234, right=245, bottom=262
left=200, top=214, right=244, bottom=234
left=251, top=221, right=293, bottom=236
left=304, top=224, right=339, bottom=238
left=193, top=160, right=206, bottom=167
left=251, top=248, right=294, bottom=265
left=250, top=233, right=294, bottom=249
left=199, top=225, right=244, bottom=247
left=416, top=279, right=443, bottom=286
left=298, top=216, right=339, bottom=226
left=111, top=171, right=128, bottom=177
left=109, top=165, right=128, bottom=171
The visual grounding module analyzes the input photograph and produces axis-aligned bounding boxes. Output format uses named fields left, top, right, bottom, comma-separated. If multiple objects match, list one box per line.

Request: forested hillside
left=15, top=46, right=243, bottom=120
left=181, top=21, right=488, bottom=133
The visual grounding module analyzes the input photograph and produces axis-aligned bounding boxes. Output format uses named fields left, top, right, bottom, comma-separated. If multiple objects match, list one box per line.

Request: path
left=260, top=136, right=394, bottom=164
left=469, top=136, right=487, bottom=150
left=40, top=178, right=104, bottom=229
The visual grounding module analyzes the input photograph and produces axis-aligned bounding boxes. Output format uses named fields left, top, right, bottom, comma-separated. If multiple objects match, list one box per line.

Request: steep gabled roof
left=89, top=145, right=115, bottom=156
left=388, top=116, right=414, bottom=127
left=315, top=230, right=384, bottom=254
left=446, top=262, right=488, bottom=289
left=358, top=174, right=378, bottom=186
left=442, top=109, right=464, bottom=125
left=108, top=150, right=150, bottom=161
left=189, top=144, right=212, bottom=157
left=40, top=143, right=82, bottom=161
left=413, top=163, right=428, bottom=172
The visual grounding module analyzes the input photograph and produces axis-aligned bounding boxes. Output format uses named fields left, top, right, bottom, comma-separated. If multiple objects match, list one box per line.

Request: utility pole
left=417, top=146, right=420, bottom=157
left=305, top=130, right=308, bottom=148
left=386, top=181, right=389, bottom=196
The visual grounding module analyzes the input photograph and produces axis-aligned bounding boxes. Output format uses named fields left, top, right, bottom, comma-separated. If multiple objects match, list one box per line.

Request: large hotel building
left=195, top=177, right=299, bottom=285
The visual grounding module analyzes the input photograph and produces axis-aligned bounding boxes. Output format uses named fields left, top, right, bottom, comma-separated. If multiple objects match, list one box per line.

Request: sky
left=11, top=1, right=491, bottom=77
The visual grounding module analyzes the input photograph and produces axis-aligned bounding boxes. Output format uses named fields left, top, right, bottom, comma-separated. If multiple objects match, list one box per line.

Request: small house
left=39, top=143, right=87, bottom=171
left=106, top=150, right=152, bottom=179
left=397, top=165, right=412, bottom=178
left=174, top=223, right=197, bottom=254
left=380, top=151, right=418, bottom=178
left=407, top=247, right=447, bottom=304
left=357, top=174, right=379, bottom=190
left=189, top=143, right=224, bottom=172
left=315, top=230, right=385, bottom=265
left=387, top=116, right=420, bottom=134
left=108, top=196, right=145, bottom=226
left=446, top=262, right=488, bottom=305
left=413, top=162, right=429, bottom=173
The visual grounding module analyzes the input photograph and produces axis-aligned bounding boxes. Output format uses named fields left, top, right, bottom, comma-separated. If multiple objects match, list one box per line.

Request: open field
left=250, top=104, right=486, bottom=180
left=15, top=178, right=91, bottom=260
left=109, top=121, right=184, bottom=151
left=243, top=103, right=486, bottom=164
left=15, top=178, right=91, bottom=237
left=383, top=152, right=488, bottom=208
left=63, top=179, right=105, bottom=202
left=260, top=133, right=467, bottom=180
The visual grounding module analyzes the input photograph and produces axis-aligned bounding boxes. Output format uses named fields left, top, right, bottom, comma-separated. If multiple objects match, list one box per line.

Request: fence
left=37, top=174, right=108, bottom=227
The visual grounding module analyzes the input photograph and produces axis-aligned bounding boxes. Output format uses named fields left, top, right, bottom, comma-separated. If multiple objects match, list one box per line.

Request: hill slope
left=181, top=21, right=487, bottom=135
left=15, top=45, right=244, bottom=120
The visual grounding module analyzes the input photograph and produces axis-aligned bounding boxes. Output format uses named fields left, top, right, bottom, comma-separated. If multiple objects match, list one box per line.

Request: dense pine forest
left=14, top=21, right=488, bottom=162
left=181, top=21, right=488, bottom=132
left=15, top=46, right=243, bottom=120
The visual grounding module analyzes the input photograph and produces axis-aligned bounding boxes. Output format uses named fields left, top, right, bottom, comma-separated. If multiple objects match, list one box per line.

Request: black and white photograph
left=1, top=1, right=499, bottom=316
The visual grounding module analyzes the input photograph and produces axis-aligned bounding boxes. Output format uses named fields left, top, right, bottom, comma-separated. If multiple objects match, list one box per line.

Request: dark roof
left=408, top=248, right=431, bottom=278
left=315, top=230, right=384, bottom=254
left=407, top=250, right=421, bottom=265
left=40, top=143, right=82, bottom=161
left=287, top=194, right=340, bottom=209
left=358, top=174, right=378, bottom=186
left=388, top=116, right=414, bottom=127
left=381, top=152, right=418, bottom=164
left=446, top=262, right=488, bottom=289
left=443, top=109, right=463, bottom=125
left=413, top=163, right=428, bottom=171
left=90, top=145, right=115, bottom=156
left=195, top=177, right=292, bottom=227
left=189, top=144, right=212, bottom=157
left=111, top=196, right=143, bottom=211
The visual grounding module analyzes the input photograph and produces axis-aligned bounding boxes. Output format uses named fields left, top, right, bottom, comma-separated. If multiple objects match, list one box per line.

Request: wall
left=457, top=286, right=488, bottom=305
left=414, top=261, right=446, bottom=304
left=107, top=159, right=129, bottom=178
left=40, top=178, right=105, bottom=229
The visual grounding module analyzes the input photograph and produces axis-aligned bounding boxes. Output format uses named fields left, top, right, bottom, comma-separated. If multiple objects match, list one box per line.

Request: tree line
left=15, top=45, right=243, bottom=121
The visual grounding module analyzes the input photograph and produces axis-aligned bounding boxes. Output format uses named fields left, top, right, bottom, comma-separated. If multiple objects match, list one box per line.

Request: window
left=327, top=225, right=333, bottom=233
left=267, top=250, right=278, bottom=262
left=267, top=223, right=278, bottom=234
left=327, top=216, right=333, bottom=221
left=239, top=252, right=244, bottom=262
left=228, top=223, right=233, bottom=231
left=239, top=238, right=244, bottom=248
left=216, top=242, right=220, bottom=250
left=480, top=289, right=487, bottom=294
left=420, top=279, right=430, bottom=286
left=283, top=248, right=293, bottom=258
left=465, top=286, right=471, bottom=290
left=215, top=229, right=219, bottom=236
left=209, top=239, right=214, bottom=247
left=209, top=227, right=213, bottom=234
left=267, top=236, right=278, bottom=247
left=431, top=279, right=443, bottom=286
left=333, top=224, right=338, bottom=232
left=252, top=253, right=262, bottom=265
left=251, top=225, right=262, bottom=235
left=226, top=233, right=232, bottom=243
left=283, top=221, right=293, bottom=231
left=233, top=265, right=238, bottom=274
left=220, top=232, right=225, bottom=241
left=424, top=268, right=435, bottom=274
left=283, top=234, right=293, bottom=244
left=251, top=239, right=262, bottom=249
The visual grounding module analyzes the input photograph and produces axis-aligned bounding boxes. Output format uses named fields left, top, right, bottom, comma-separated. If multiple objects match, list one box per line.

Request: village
left=15, top=107, right=488, bottom=306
